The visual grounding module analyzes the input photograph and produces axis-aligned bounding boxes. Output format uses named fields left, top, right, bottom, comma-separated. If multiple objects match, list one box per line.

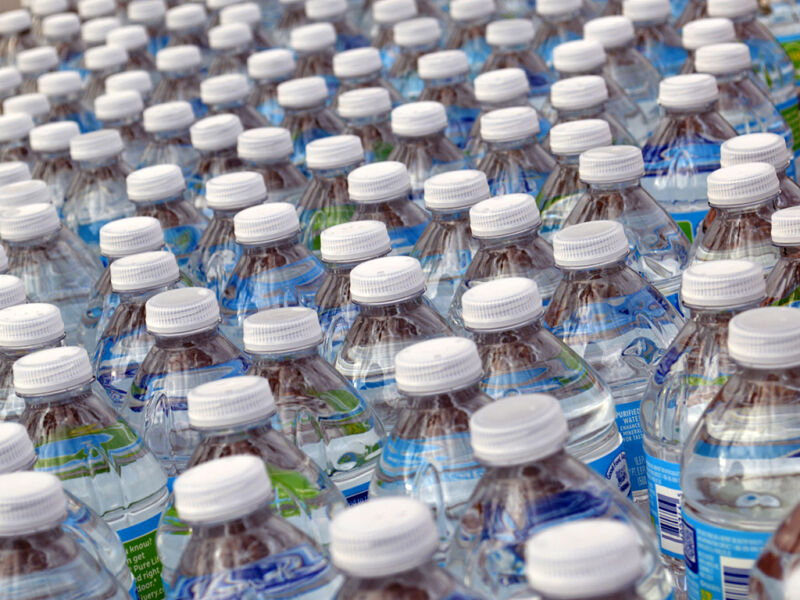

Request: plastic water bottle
left=165, top=5, right=210, bottom=60
left=388, top=16, right=440, bottom=102
left=749, top=501, right=800, bottom=598
left=28, top=121, right=77, bottom=209
left=82, top=45, right=128, bottom=113
left=106, top=25, right=157, bottom=75
left=206, top=23, right=252, bottom=77
left=372, top=0, right=419, bottom=74
left=106, top=71, right=154, bottom=108
left=168, top=454, right=342, bottom=598
left=237, top=127, right=307, bottom=206
left=0, top=112, right=33, bottom=169
left=545, top=220, right=684, bottom=507
left=641, top=74, right=737, bottom=242
left=94, top=91, right=147, bottom=169
left=41, top=13, right=83, bottom=73
left=152, top=45, right=205, bottom=117
left=0, top=65, right=20, bottom=108
left=532, top=0, right=584, bottom=68
left=679, top=17, right=742, bottom=75
left=691, top=162, right=780, bottom=273
left=0, top=10, right=35, bottom=67
left=127, top=0, right=169, bottom=56
left=537, top=118, right=613, bottom=240
left=347, top=161, right=430, bottom=256
left=334, top=255, right=453, bottom=431
left=291, top=23, right=339, bottom=98
left=220, top=202, right=325, bottom=346
left=3, top=92, right=50, bottom=128
left=80, top=17, right=122, bottom=55
left=338, top=88, right=397, bottom=163
left=445, top=394, right=673, bottom=599
left=220, top=2, right=272, bottom=50
left=446, top=0, right=495, bottom=79
left=187, top=113, right=245, bottom=213
left=332, top=47, right=402, bottom=109
left=200, top=74, right=267, bottom=130
left=626, top=0, right=687, bottom=77
left=17, top=346, right=169, bottom=599
left=30, top=1, right=63, bottom=43
left=139, top=103, right=199, bottom=183
left=307, top=0, right=369, bottom=51
left=247, top=49, right=296, bottom=125
left=765, top=207, right=800, bottom=306
left=37, top=71, right=94, bottom=132
left=722, top=132, right=800, bottom=203
left=78, top=0, right=116, bottom=22
left=15, top=46, right=57, bottom=94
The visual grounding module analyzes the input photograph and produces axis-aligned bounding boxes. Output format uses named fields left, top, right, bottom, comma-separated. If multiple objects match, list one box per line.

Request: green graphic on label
left=119, top=513, right=165, bottom=600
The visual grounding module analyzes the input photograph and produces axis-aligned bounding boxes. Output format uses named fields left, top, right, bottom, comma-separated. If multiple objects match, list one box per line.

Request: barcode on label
left=655, top=483, right=683, bottom=556
left=720, top=556, right=754, bottom=600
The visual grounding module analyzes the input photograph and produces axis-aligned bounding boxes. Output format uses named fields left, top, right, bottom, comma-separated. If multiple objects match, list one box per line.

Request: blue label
left=388, top=221, right=428, bottom=256
left=665, top=291, right=681, bottom=314
left=392, top=71, right=425, bottom=102
left=95, top=325, right=153, bottom=409
left=487, top=168, right=550, bottom=198
left=319, top=303, right=359, bottom=364
left=257, top=98, right=284, bottom=126
left=444, top=105, right=480, bottom=151
left=646, top=453, right=683, bottom=560
left=460, top=37, right=492, bottom=78
left=77, top=218, right=114, bottom=249
left=163, top=224, right=205, bottom=267
left=638, top=41, right=688, bottom=78
left=642, top=139, right=722, bottom=175
left=342, top=482, right=369, bottom=505
left=586, top=438, right=631, bottom=498
left=615, top=399, right=647, bottom=495
left=667, top=208, right=708, bottom=243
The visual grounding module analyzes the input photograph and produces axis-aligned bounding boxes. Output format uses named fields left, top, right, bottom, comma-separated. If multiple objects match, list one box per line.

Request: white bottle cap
left=206, top=171, right=267, bottom=210
left=207, top=0, right=242, bottom=10
left=785, top=569, right=800, bottom=600
left=333, top=47, right=382, bottom=79
left=374, top=0, right=417, bottom=24
left=208, top=22, right=252, bottom=50
left=321, top=220, right=391, bottom=263
left=126, top=164, right=185, bottom=203
left=166, top=3, right=207, bottom=31
left=0, top=422, right=36, bottom=473
left=579, top=145, right=644, bottom=184
left=390, top=101, right=448, bottom=137
left=393, top=16, right=439, bottom=47
left=69, top=129, right=123, bottom=161
left=143, top=101, right=194, bottom=133
left=0, top=67, right=21, bottom=95
left=3, top=93, right=49, bottom=121
left=728, top=307, right=800, bottom=368
left=174, top=454, right=272, bottom=523
left=462, top=276, right=544, bottom=331
left=290, top=22, right=336, bottom=53
left=0, top=202, right=60, bottom=241
left=105, top=70, right=153, bottom=99
left=469, top=193, right=541, bottom=239
left=549, top=119, right=612, bottom=156
left=190, top=113, right=243, bottom=151
left=708, top=0, right=756, bottom=17
left=42, top=13, right=80, bottom=40
left=681, top=17, right=736, bottom=50
left=277, top=76, right=328, bottom=109
left=660, top=73, right=721, bottom=109
left=109, top=250, right=180, bottom=292
left=99, top=216, right=164, bottom=258
left=680, top=259, right=764, bottom=309
left=0, top=9, right=31, bottom=35
left=0, top=303, right=64, bottom=350
left=31, top=0, right=68, bottom=18
left=306, top=0, right=347, bottom=19
left=238, top=127, right=293, bottom=162
left=721, top=133, right=792, bottom=171
left=94, top=90, right=143, bottom=121
left=0, top=112, right=33, bottom=143
left=220, top=2, right=261, bottom=27
left=80, top=16, right=120, bottom=44
left=106, top=24, right=148, bottom=51
left=450, top=0, right=495, bottom=21
left=418, top=50, right=469, bottom=79
left=13, top=346, right=93, bottom=396
left=550, top=75, right=608, bottom=111
left=553, top=220, right=629, bottom=269
left=305, top=134, right=364, bottom=171
left=330, top=498, right=439, bottom=578
left=0, top=162, right=29, bottom=187
left=348, top=161, right=410, bottom=203
left=338, top=87, right=392, bottom=119
left=474, top=68, right=529, bottom=104
left=537, top=0, right=581, bottom=16
left=772, top=206, right=800, bottom=246
left=145, top=287, right=220, bottom=336
left=424, top=169, right=489, bottom=211
left=395, top=337, right=482, bottom=395
left=707, top=162, right=779, bottom=208
left=0, top=472, right=68, bottom=536
left=78, top=0, right=114, bottom=19
left=584, top=15, right=635, bottom=48
left=623, top=0, right=670, bottom=22
left=16, top=47, right=58, bottom=75
left=350, top=256, right=425, bottom=304
left=127, top=0, right=166, bottom=25
left=188, top=375, right=276, bottom=430
left=480, top=106, right=540, bottom=143
left=486, top=18, right=534, bottom=46
left=243, top=306, right=322, bottom=353
left=695, top=42, right=750, bottom=74
left=0, top=179, right=52, bottom=209
left=84, top=44, right=128, bottom=71
left=156, top=44, right=202, bottom=72
left=201, top=73, right=249, bottom=105
left=553, top=39, right=607, bottom=74
left=233, top=202, right=299, bottom=244
left=248, top=48, right=295, bottom=81
left=525, top=519, right=643, bottom=598
left=37, top=70, right=81, bottom=97
left=0, top=276, right=26, bottom=310
left=0, top=246, right=7, bottom=273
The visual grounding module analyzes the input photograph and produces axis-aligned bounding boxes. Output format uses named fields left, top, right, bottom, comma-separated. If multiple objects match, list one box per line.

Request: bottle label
left=586, top=438, right=631, bottom=498
left=775, top=30, right=800, bottom=86
left=539, top=189, right=585, bottom=241
left=417, top=249, right=474, bottom=317
left=615, top=398, right=648, bottom=495
left=95, top=325, right=153, bottom=408
left=487, top=169, right=550, bottom=198
left=682, top=508, right=771, bottom=600
left=77, top=218, right=114, bottom=249
left=257, top=99, right=284, bottom=125
left=388, top=221, right=428, bottom=256
left=776, top=95, right=800, bottom=156
left=666, top=208, right=707, bottom=243
left=318, top=303, right=359, bottom=364
left=220, top=256, right=325, bottom=312
left=117, top=513, right=165, bottom=600
left=364, top=139, right=396, bottom=164
left=391, top=71, right=425, bottom=102
left=664, top=291, right=681, bottom=314
left=645, top=453, right=684, bottom=559
left=444, top=106, right=480, bottom=151
left=298, top=204, right=357, bottom=254
left=186, top=172, right=205, bottom=199
left=163, top=224, right=205, bottom=267
left=768, top=281, right=800, bottom=307
left=460, top=38, right=492, bottom=76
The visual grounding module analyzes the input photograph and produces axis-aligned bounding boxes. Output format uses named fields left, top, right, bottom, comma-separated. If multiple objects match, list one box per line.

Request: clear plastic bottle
left=388, top=16, right=440, bottom=102
left=0, top=112, right=33, bottom=169
left=680, top=17, right=736, bottom=73
left=532, top=0, right=585, bottom=68
left=164, top=4, right=210, bottom=62
left=0, top=10, right=36, bottom=68
left=29, top=121, right=79, bottom=210
left=446, top=0, right=495, bottom=79
left=94, top=91, right=147, bottom=169
left=306, top=0, right=369, bottom=51
left=681, top=306, right=800, bottom=599
left=81, top=44, right=128, bottom=114
left=152, top=44, right=206, bottom=118
left=372, top=0, right=419, bottom=74
left=247, top=49, right=296, bottom=125
left=206, top=22, right=252, bottom=77
left=80, top=16, right=121, bottom=52
left=338, top=87, right=397, bottom=163
left=220, top=2, right=271, bottom=50
left=106, top=24, right=157, bottom=75
left=315, top=220, right=392, bottom=363
left=200, top=73, right=267, bottom=130
left=105, top=69, right=154, bottom=107
left=545, top=220, right=684, bottom=507
left=0, top=65, right=20, bottom=108
left=749, top=501, right=800, bottom=599
left=127, top=0, right=169, bottom=56
left=37, top=71, right=94, bottom=133
left=139, top=101, right=200, bottom=179
left=334, top=255, right=453, bottom=431
left=15, top=46, right=57, bottom=95
left=291, top=22, right=339, bottom=99
left=332, top=47, right=403, bottom=110
left=41, top=13, right=84, bottom=74
left=187, top=113, right=245, bottom=214
left=641, top=74, right=737, bottom=242
left=446, top=394, right=674, bottom=600
left=237, top=127, right=308, bottom=206
left=3, top=92, right=50, bottom=127
left=765, top=207, right=800, bottom=306
left=30, top=1, right=66, bottom=44
left=626, top=0, right=688, bottom=77
left=721, top=132, right=800, bottom=204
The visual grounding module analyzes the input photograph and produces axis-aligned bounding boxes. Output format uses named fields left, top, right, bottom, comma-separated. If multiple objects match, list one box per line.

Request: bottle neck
left=36, top=148, right=70, bottom=160
left=243, top=155, right=293, bottom=168
left=560, top=258, right=628, bottom=281
left=118, top=281, right=179, bottom=304
left=398, top=40, right=438, bottom=56
left=99, top=114, right=142, bottom=129
left=477, top=228, right=540, bottom=249
left=541, top=9, right=581, bottom=24
left=587, top=178, right=640, bottom=192
left=487, top=135, right=538, bottom=151
left=480, top=92, right=529, bottom=111
left=197, top=415, right=274, bottom=437
left=556, top=102, right=604, bottom=119
left=283, top=103, right=325, bottom=117
left=423, top=73, right=468, bottom=88
left=247, top=344, right=319, bottom=363
left=490, top=41, right=531, bottom=53
left=151, top=127, right=190, bottom=141
left=198, top=145, right=237, bottom=159
left=240, top=232, right=302, bottom=253
left=311, top=163, right=360, bottom=180
left=664, top=102, right=716, bottom=116
left=357, top=293, right=426, bottom=314
left=714, top=69, right=749, bottom=84
left=430, top=208, right=471, bottom=222
left=21, top=380, right=94, bottom=406
left=153, top=323, right=220, bottom=347
left=0, top=336, right=64, bottom=361
left=688, top=304, right=758, bottom=327
left=340, top=71, right=381, bottom=87
left=188, top=503, right=274, bottom=536
left=131, top=192, right=183, bottom=208
left=162, top=67, right=201, bottom=81
left=555, top=153, right=580, bottom=167
left=728, top=11, right=755, bottom=24
left=78, top=154, right=124, bottom=170
left=712, top=195, right=775, bottom=216
left=345, top=112, right=390, bottom=127
left=208, top=97, right=248, bottom=112
left=402, top=381, right=484, bottom=407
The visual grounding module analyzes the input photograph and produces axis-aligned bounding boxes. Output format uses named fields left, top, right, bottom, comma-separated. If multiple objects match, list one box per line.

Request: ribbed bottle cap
left=0, top=9, right=31, bottom=35
left=37, top=70, right=81, bottom=97
left=708, top=0, right=756, bottom=17
left=42, top=12, right=80, bottom=40
left=220, top=2, right=261, bottom=26
left=305, top=134, right=364, bottom=171
left=537, top=0, right=581, bottom=16
left=474, top=68, right=528, bottom=104
left=548, top=119, right=612, bottom=155
left=480, top=106, right=540, bottom=142
left=584, top=15, right=635, bottom=48
left=16, top=47, right=58, bottom=75
left=13, top=346, right=93, bottom=396
left=99, top=216, right=164, bottom=258
left=623, top=0, right=670, bottom=21
left=146, top=287, right=220, bottom=335
left=707, top=162, right=779, bottom=208
left=106, top=24, right=148, bottom=51
left=188, top=375, right=276, bottom=430
left=0, top=179, right=52, bottom=209
left=0, top=276, right=26, bottom=310
left=248, top=48, right=295, bottom=81
left=143, top=101, right=194, bottom=133
left=84, top=44, right=128, bottom=71
left=553, top=39, right=606, bottom=74
left=206, top=171, right=267, bottom=210
left=321, top=220, right=391, bottom=263
left=3, top=93, right=49, bottom=121
left=695, top=42, right=750, bottom=74
left=469, top=193, right=541, bottom=238
left=0, top=472, right=67, bottom=536
left=338, top=87, right=392, bottom=119
left=190, top=113, right=243, bottom=151
left=579, top=145, right=644, bottom=184
left=550, top=75, right=607, bottom=110
left=166, top=3, right=207, bottom=31
left=681, top=17, right=736, bottom=50
left=127, top=0, right=166, bottom=25
left=418, top=50, right=469, bottom=79
left=70, top=129, right=123, bottom=161
left=772, top=206, right=800, bottom=245
left=348, top=161, right=410, bottom=203
left=330, top=498, right=438, bottom=577
left=156, top=44, right=202, bottom=72
left=233, top=202, right=299, bottom=244
left=680, top=259, right=764, bottom=308
left=78, top=0, right=114, bottom=19
left=0, top=67, right=20, bottom=95
left=525, top=519, right=642, bottom=598
left=237, top=127, right=293, bottom=161
left=110, top=250, right=180, bottom=292
left=395, top=337, right=483, bottom=395
left=0, top=303, right=64, bottom=349
left=243, top=307, right=323, bottom=353
left=728, top=307, right=800, bottom=368
left=333, top=47, right=382, bottom=78
left=0, top=202, right=60, bottom=241
left=374, top=0, right=417, bottom=24
left=80, top=16, right=120, bottom=44
left=450, top=0, right=495, bottom=21
left=553, top=220, right=629, bottom=269
left=0, top=422, right=36, bottom=473
left=306, top=0, right=347, bottom=19
left=0, top=162, right=29, bottom=188
left=393, top=16, right=439, bottom=47
left=0, top=113, right=33, bottom=143
left=423, top=169, right=489, bottom=211
left=277, top=76, right=328, bottom=108
left=105, top=71, right=153, bottom=100
left=462, top=276, right=543, bottom=330
left=390, top=101, right=447, bottom=137
left=207, top=0, right=242, bottom=10
left=94, top=90, right=143, bottom=121
left=486, top=18, right=533, bottom=45
left=290, top=22, right=336, bottom=53
left=208, top=22, right=252, bottom=50
left=721, top=133, right=792, bottom=171
left=201, top=73, right=249, bottom=105
left=470, top=394, right=568, bottom=464
left=350, top=256, right=425, bottom=304
left=126, top=164, right=184, bottom=203
left=31, top=0, right=68, bottom=18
